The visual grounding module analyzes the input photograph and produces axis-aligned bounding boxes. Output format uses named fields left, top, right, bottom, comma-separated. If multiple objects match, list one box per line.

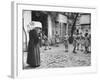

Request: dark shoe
left=87, top=51, right=90, bottom=53
left=35, top=65, right=40, bottom=67
left=65, top=50, right=68, bottom=52
left=49, top=48, right=51, bottom=50
left=73, top=51, right=77, bottom=54
left=81, top=49, right=83, bottom=51
left=44, top=48, right=47, bottom=50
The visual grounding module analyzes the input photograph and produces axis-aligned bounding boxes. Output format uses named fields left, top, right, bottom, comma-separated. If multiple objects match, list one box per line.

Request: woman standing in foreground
left=27, top=27, right=41, bottom=67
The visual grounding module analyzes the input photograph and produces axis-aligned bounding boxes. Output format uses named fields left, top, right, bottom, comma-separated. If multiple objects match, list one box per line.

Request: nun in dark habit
left=27, top=26, right=42, bottom=67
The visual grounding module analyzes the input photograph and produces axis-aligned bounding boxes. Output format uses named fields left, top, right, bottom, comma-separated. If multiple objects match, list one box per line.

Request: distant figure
left=73, top=29, right=79, bottom=53
left=42, top=33, right=51, bottom=50
left=79, top=32, right=85, bottom=51
left=64, top=33, right=69, bottom=52
left=88, top=34, right=91, bottom=53
left=27, top=27, right=41, bottom=67
left=73, top=33, right=77, bottom=53
left=55, top=31, right=60, bottom=47
left=38, top=32, right=42, bottom=47
left=84, top=32, right=90, bottom=53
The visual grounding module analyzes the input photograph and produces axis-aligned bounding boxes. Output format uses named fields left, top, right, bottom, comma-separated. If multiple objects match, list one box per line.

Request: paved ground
left=23, top=44, right=91, bottom=69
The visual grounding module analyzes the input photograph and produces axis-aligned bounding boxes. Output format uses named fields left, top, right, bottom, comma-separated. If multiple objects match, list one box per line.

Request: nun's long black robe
left=27, top=29, right=40, bottom=67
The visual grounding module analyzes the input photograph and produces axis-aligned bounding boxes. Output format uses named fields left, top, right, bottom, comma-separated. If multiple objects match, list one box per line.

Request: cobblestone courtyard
left=23, top=44, right=91, bottom=69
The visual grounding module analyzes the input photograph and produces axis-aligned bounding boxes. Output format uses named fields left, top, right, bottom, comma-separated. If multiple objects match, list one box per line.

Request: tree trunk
left=69, top=13, right=79, bottom=44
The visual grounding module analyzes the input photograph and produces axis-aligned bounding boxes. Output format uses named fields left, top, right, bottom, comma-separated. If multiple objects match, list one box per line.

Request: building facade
left=23, top=11, right=91, bottom=51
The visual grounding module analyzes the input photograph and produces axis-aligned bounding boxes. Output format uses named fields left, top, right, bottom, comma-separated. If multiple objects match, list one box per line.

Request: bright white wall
left=80, top=15, right=91, bottom=24
left=0, top=0, right=100, bottom=80
left=23, top=10, right=31, bottom=46
left=57, top=14, right=67, bottom=23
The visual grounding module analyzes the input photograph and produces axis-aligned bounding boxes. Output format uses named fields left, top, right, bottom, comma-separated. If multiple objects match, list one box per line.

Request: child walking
left=64, top=33, right=69, bottom=52
left=55, top=31, right=60, bottom=47
left=42, top=33, right=51, bottom=50
left=84, top=33, right=90, bottom=53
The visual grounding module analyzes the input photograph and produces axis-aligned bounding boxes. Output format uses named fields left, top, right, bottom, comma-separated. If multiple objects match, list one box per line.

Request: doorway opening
left=31, top=11, right=48, bottom=36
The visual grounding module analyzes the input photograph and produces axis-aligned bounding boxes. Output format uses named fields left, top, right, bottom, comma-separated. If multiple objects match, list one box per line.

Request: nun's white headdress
left=27, top=21, right=42, bottom=31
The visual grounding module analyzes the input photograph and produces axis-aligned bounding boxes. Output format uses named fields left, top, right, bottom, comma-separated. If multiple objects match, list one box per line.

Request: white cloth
left=27, top=21, right=42, bottom=31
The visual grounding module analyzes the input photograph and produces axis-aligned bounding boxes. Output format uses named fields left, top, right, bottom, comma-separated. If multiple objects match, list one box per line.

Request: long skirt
left=27, top=41, right=40, bottom=67
left=64, top=40, right=68, bottom=49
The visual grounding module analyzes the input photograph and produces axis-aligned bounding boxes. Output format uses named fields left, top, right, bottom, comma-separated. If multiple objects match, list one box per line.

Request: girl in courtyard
left=55, top=31, right=60, bottom=47
left=64, top=33, right=69, bottom=52
left=73, top=33, right=77, bottom=53
left=79, top=32, right=85, bottom=51
left=42, top=33, right=51, bottom=50
left=73, top=29, right=80, bottom=53
left=84, top=32, right=90, bottom=53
